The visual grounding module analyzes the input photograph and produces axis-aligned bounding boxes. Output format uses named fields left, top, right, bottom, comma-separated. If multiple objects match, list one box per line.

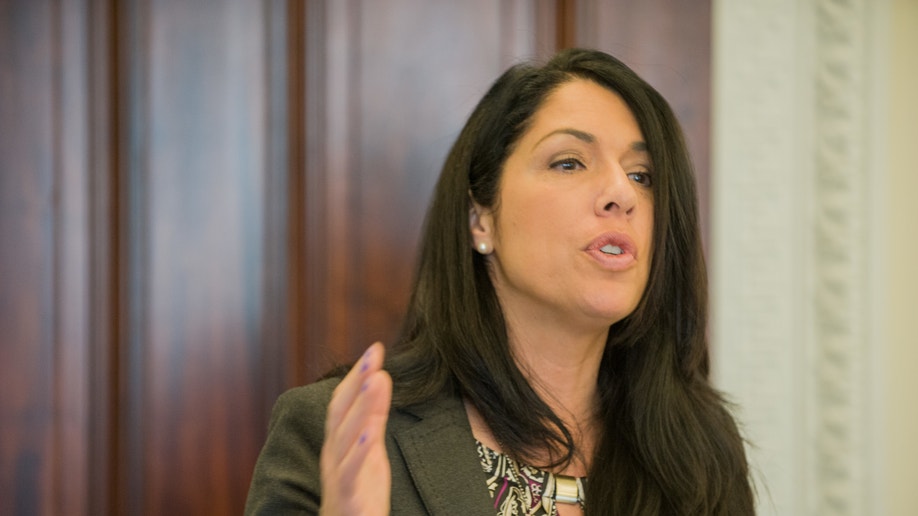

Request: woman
left=246, top=48, right=754, bottom=515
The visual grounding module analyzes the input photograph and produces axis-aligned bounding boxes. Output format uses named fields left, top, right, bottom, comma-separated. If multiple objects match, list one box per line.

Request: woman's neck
left=513, top=337, right=603, bottom=421
left=466, top=318, right=607, bottom=477
left=504, top=309, right=607, bottom=421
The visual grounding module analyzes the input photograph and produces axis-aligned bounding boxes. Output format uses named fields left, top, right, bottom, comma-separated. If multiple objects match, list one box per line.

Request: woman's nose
left=595, top=167, right=637, bottom=217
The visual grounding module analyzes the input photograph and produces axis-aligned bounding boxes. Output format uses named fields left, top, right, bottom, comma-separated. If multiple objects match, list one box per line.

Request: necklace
left=545, top=472, right=586, bottom=508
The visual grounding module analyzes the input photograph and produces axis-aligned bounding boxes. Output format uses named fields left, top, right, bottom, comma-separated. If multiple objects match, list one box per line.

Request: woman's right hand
left=319, top=342, right=393, bottom=516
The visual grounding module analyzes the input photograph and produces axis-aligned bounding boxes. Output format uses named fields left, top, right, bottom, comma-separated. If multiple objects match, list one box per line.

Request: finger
left=321, top=343, right=386, bottom=477
left=325, top=343, right=385, bottom=434
left=324, top=368, right=392, bottom=472
left=334, top=371, right=393, bottom=495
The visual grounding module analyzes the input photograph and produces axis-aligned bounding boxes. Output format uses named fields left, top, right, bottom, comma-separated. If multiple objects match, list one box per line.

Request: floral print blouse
left=476, top=440, right=586, bottom=516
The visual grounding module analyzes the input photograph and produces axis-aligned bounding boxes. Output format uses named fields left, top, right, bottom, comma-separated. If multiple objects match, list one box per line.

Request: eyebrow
left=533, top=128, right=648, bottom=153
left=534, top=128, right=596, bottom=148
left=630, top=141, right=648, bottom=152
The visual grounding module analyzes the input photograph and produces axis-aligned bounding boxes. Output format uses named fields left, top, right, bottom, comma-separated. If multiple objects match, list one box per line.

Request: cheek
left=635, top=205, right=655, bottom=280
left=639, top=196, right=655, bottom=254
left=499, top=189, right=567, bottom=238
left=524, top=209, right=576, bottom=258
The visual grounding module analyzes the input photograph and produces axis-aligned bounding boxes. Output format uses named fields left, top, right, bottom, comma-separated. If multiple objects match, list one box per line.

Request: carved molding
left=711, top=0, right=883, bottom=514
left=810, top=1, right=870, bottom=514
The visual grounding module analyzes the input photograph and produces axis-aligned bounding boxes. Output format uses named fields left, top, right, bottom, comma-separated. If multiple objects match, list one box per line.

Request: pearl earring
left=477, top=242, right=489, bottom=254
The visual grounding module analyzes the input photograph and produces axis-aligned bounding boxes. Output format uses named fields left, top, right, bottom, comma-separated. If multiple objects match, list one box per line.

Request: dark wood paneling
left=114, top=1, right=272, bottom=513
left=0, top=1, right=712, bottom=514
left=574, top=0, right=713, bottom=244
left=111, top=1, right=147, bottom=513
left=55, top=1, right=93, bottom=514
left=86, top=1, right=117, bottom=513
left=0, top=0, right=94, bottom=514
left=0, top=3, right=57, bottom=513
left=298, top=0, right=561, bottom=382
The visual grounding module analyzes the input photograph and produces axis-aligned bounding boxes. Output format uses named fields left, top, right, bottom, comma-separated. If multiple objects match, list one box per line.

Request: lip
left=584, top=232, right=638, bottom=271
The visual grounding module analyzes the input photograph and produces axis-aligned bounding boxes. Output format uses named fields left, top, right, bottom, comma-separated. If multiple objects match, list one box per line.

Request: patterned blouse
left=476, top=440, right=586, bottom=516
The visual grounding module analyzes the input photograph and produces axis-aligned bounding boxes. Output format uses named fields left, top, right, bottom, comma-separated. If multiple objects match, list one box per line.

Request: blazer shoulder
left=266, top=378, right=342, bottom=437
left=244, top=377, right=342, bottom=515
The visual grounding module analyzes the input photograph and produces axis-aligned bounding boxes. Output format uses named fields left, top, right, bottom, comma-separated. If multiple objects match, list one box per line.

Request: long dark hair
left=385, top=48, right=753, bottom=514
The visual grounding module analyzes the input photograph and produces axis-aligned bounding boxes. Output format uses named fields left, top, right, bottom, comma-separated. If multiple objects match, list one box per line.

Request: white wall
left=882, top=1, right=918, bottom=513
left=712, top=0, right=917, bottom=514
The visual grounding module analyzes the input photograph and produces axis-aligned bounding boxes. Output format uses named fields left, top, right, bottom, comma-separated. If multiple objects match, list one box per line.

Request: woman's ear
left=469, top=197, right=494, bottom=255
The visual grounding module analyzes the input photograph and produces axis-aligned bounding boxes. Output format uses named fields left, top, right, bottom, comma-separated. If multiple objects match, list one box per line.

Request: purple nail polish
left=358, top=431, right=367, bottom=445
left=361, top=381, right=369, bottom=392
left=359, top=348, right=372, bottom=372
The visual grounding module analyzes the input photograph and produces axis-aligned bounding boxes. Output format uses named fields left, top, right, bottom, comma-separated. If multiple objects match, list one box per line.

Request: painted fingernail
left=361, top=381, right=369, bottom=392
left=359, top=348, right=372, bottom=372
left=358, top=431, right=367, bottom=445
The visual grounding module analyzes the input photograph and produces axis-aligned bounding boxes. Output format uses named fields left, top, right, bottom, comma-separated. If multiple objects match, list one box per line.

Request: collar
left=387, top=391, right=496, bottom=515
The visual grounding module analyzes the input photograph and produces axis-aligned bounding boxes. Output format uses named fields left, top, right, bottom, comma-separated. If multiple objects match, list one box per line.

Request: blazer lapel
left=389, top=393, right=496, bottom=515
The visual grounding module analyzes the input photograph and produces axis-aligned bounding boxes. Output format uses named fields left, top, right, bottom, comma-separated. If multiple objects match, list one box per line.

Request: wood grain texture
left=0, top=1, right=712, bottom=514
left=86, top=0, right=117, bottom=512
left=0, top=0, right=93, bottom=514
left=0, top=4, right=57, bottom=512
left=118, top=0, right=270, bottom=513
left=298, top=0, right=562, bottom=382
left=574, top=0, right=713, bottom=244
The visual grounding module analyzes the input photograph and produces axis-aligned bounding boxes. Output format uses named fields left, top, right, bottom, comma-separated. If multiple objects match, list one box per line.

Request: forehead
left=521, top=79, right=643, bottom=143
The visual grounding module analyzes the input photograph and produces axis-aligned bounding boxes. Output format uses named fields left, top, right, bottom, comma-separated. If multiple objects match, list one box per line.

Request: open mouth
left=599, top=244, right=624, bottom=256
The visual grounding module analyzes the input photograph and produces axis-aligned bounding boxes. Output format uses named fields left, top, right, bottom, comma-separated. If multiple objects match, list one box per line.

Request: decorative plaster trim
left=711, top=0, right=885, bottom=514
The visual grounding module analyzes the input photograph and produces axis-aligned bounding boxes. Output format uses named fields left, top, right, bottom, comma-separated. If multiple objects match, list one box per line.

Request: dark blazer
left=244, top=378, right=496, bottom=515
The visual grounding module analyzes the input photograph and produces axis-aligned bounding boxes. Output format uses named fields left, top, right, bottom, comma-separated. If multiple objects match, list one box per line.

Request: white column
left=710, top=1, right=887, bottom=514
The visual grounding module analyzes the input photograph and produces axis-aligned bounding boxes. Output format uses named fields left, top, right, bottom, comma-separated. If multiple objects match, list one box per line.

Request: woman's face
left=472, top=79, right=654, bottom=334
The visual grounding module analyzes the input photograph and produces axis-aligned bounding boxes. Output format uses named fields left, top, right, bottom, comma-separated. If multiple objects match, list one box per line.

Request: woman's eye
left=550, top=157, right=585, bottom=173
left=628, top=171, right=653, bottom=186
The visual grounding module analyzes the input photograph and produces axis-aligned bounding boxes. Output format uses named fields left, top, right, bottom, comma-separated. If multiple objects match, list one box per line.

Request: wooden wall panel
left=298, top=0, right=561, bottom=382
left=573, top=0, right=713, bottom=242
left=86, top=1, right=117, bottom=512
left=113, top=0, right=272, bottom=514
left=0, top=1, right=713, bottom=514
left=55, top=3, right=93, bottom=514
left=0, top=1, right=94, bottom=514
left=0, top=3, right=57, bottom=512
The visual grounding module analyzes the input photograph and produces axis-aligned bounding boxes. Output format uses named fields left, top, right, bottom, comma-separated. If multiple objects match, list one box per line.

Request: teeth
left=600, top=244, right=623, bottom=255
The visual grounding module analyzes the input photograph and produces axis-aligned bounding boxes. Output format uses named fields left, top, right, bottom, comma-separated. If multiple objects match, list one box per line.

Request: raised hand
left=319, top=342, right=393, bottom=516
